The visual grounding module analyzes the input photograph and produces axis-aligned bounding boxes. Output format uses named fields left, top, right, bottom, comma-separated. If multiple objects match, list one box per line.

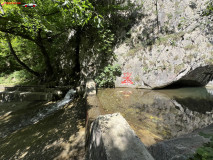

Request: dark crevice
left=164, top=80, right=205, bottom=89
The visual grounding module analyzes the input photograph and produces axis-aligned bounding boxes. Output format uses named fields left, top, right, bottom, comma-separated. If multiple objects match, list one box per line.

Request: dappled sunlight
left=0, top=98, right=86, bottom=159
left=0, top=111, right=12, bottom=122
left=44, top=101, right=55, bottom=106
left=107, top=123, right=130, bottom=151
left=16, top=146, right=31, bottom=159
left=0, top=101, right=58, bottom=138
left=52, top=127, right=85, bottom=160
left=88, top=113, right=154, bottom=159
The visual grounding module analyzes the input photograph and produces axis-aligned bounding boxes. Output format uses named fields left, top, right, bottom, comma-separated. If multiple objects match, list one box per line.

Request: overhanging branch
left=5, top=34, right=40, bottom=77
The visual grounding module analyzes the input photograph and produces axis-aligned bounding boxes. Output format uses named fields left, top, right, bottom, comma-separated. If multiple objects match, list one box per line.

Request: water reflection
left=97, top=87, right=213, bottom=146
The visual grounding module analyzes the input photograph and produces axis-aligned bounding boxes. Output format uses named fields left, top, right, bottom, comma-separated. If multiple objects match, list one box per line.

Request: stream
left=97, top=87, right=213, bottom=146
left=0, top=89, right=86, bottom=160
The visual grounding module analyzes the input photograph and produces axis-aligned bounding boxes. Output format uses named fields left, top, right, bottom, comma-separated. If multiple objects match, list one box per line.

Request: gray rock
left=0, top=86, right=68, bottom=102
left=86, top=79, right=96, bottom=96
left=148, top=124, right=213, bottom=160
left=207, top=80, right=213, bottom=87
left=114, top=0, right=213, bottom=89
left=87, top=113, right=154, bottom=160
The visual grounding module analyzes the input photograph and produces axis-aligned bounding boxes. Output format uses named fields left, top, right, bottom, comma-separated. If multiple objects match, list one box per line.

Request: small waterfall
left=31, top=89, right=76, bottom=123
left=0, top=89, right=76, bottom=138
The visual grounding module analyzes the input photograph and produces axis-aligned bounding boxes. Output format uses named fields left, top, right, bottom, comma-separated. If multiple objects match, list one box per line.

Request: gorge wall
left=114, top=0, right=213, bottom=89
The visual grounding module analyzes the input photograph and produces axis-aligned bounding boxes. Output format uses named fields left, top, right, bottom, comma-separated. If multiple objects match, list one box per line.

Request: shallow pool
left=97, top=87, right=213, bottom=146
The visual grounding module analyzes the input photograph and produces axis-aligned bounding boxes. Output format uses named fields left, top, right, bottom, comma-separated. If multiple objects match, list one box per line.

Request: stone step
left=2, top=85, right=70, bottom=92
left=0, top=91, right=60, bottom=102
left=5, top=86, right=49, bottom=92
left=0, top=85, right=71, bottom=102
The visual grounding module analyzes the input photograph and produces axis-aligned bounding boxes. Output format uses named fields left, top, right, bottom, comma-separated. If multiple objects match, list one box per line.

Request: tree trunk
left=5, top=34, right=40, bottom=77
left=36, top=29, right=53, bottom=78
left=73, top=27, right=82, bottom=82
left=154, top=0, right=160, bottom=33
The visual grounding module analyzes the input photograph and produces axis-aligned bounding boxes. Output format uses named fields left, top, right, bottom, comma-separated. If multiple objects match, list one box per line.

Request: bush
left=189, top=132, right=213, bottom=160
left=0, top=70, right=34, bottom=85
left=95, top=64, right=121, bottom=88
left=202, top=1, right=213, bottom=16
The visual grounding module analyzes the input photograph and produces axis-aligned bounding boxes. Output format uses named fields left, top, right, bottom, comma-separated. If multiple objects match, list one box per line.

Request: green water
left=97, top=87, right=213, bottom=146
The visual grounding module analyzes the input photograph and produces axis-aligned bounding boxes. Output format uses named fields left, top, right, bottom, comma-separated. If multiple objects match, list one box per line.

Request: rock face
left=87, top=113, right=154, bottom=160
left=148, top=124, right=213, bottom=160
left=207, top=80, right=213, bottom=87
left=114, top=0, right=213, bottom=89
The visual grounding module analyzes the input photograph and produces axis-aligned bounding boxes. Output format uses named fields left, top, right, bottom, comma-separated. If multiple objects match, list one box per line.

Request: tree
left=0, top=0, right=141, bottom=85
left=0, top=3, right=40, bottom=77
left=0, top=0, right=96, bottom=81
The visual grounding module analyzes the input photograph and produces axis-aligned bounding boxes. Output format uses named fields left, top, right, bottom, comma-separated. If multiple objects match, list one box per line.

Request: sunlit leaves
left=59, top=0, right=94, bottom=27
left=203, top=1, right=213, bottom=16
left=95, top=64, right=121, bottom=88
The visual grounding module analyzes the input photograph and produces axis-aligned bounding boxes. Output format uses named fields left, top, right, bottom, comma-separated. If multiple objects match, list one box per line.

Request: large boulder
left=114, top=0, right=213, bottom=89
left=87, top=113, right=154, bottom=160
left=148, top=124, right=213, bottom=160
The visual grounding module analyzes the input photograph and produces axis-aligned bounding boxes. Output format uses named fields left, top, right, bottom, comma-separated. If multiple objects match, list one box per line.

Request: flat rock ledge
left=86, top=113, right=154, bottom=160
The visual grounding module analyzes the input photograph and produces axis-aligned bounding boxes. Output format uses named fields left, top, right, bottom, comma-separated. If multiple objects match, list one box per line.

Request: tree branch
left=0, top=28, right=36, bottom=42
left=5, top=34, right=40, bottom=77
left=35, top=29, right=53, bottom=76
left=0, top=4, right=40, bottom=77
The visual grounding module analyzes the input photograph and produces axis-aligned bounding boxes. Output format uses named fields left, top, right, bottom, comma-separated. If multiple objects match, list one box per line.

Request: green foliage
left=167, top=13, right=173, bottom=20
left=0, top=70, right=32, bottom=85
left=95, top=64, right=121, bottom=88
left=126, top=44, right=143, bottom=57
left=184, top=44, right=196, bottom=50
left=156, top=32, right=185, bottom=46
left=189, top=133, right=213, bottom=160
left=0, top=34, right=21, bottom=73
left=134, top=75, right=140, bottom=82
left=96, top=28, right=115, bottom=54
left=202, top=1, right=213, bottom=16
left=0, top=0, right=141, bottom=85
